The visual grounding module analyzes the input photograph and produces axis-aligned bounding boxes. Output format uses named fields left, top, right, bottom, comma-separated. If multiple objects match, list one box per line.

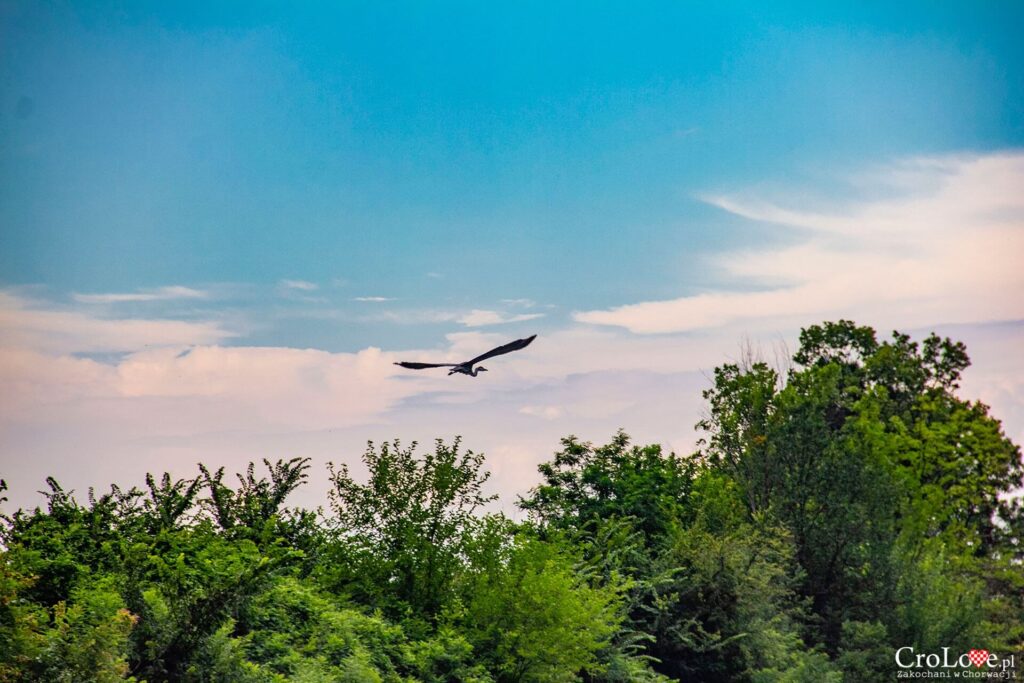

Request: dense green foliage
left=1, top=321, right=1021, bottom=681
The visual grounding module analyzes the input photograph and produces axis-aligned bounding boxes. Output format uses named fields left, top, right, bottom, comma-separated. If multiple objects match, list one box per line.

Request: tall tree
left=698, top=321, right=1023, bottom=657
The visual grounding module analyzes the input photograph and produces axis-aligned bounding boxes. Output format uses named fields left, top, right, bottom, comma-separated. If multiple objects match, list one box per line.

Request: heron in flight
left=394, top=334, right=537, bottom=377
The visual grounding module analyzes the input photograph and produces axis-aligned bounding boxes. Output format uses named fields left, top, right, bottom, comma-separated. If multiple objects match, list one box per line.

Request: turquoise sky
left=2, top=2, right=1023, bottom=511
left=2, top=1, right=1022, bottom=350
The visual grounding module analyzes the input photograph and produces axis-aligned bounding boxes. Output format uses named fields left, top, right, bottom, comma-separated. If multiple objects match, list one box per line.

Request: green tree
left=325, top=438, right=496, bottom=621
left=698, top=320, right=1024, bottom=665
left=462, top=530, right=621, bottom=683
left=520, top=433, right=829, bottom=683
left=519, top=432, right=695, bottom=540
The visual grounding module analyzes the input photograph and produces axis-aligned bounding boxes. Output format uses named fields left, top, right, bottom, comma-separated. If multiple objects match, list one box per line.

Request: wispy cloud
left=501, top=299, right=536, bottom=308
left=72, top=285, right=207, bottom=304
left=279, top=279, right=319, bottom=291
left=0, top=291, right=233, bottom=353
left=368, top=309, right=461, bottom=325
left=457, top=310, right=544, bottom=327
left=575, top=152, right=1024, bottom=334
left=276, top=279, right=327, bottom=304
left=353, top=296, right=397, bottom=302
left=365, top=307, right=543, bottom=326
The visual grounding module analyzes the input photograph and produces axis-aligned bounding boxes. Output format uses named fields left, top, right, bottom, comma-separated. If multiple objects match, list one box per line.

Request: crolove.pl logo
left=896, top=647, right=1018, bottom=679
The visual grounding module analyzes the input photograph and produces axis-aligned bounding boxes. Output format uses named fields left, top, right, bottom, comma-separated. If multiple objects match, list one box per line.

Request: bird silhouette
left=394, top=334, right=537, bottom=377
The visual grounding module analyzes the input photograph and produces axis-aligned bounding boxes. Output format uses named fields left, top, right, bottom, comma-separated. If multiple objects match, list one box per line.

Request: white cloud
left=110, top=345, right=413, bottom=429
left=458, top=310, right=545, bottom=327
left=0, top=332, right=712, bottom=511
left=279, top=279, right=319, bottom=291
left=575, top=152, right=1024, bottom=334
left=501, top=299, right=537, bottom=308
left=369, top=309, right=461, bottom=325
left=1, top=288, right=1021, bottom=517
left=366, top=307, right=543, bottom=326
left=72, top=285, right=207, bottom=304
left=0, top=291, right=233, bottom=354
left=353, top=296, right=396, bottom=302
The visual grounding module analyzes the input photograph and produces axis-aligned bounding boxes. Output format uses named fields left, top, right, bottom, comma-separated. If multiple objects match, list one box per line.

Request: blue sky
left=1, top=1, right=1022, bottom=509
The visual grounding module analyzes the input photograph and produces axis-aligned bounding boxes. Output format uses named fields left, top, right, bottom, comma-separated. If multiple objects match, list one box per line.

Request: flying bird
left=394, top=334, right=537, bottom=377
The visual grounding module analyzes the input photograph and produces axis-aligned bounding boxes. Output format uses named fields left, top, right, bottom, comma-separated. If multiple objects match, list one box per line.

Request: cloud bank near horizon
left=1, top=152, right=1022, bottom=513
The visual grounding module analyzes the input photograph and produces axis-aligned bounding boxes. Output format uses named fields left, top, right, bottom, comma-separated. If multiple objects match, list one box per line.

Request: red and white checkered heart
left=967, top=649, right=989, bottom=668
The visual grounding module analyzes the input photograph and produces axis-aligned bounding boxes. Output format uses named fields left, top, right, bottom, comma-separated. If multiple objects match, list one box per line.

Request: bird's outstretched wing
left=394, top=361, right=456, bottom=370
left=467, top=334, right=537, bottom=366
